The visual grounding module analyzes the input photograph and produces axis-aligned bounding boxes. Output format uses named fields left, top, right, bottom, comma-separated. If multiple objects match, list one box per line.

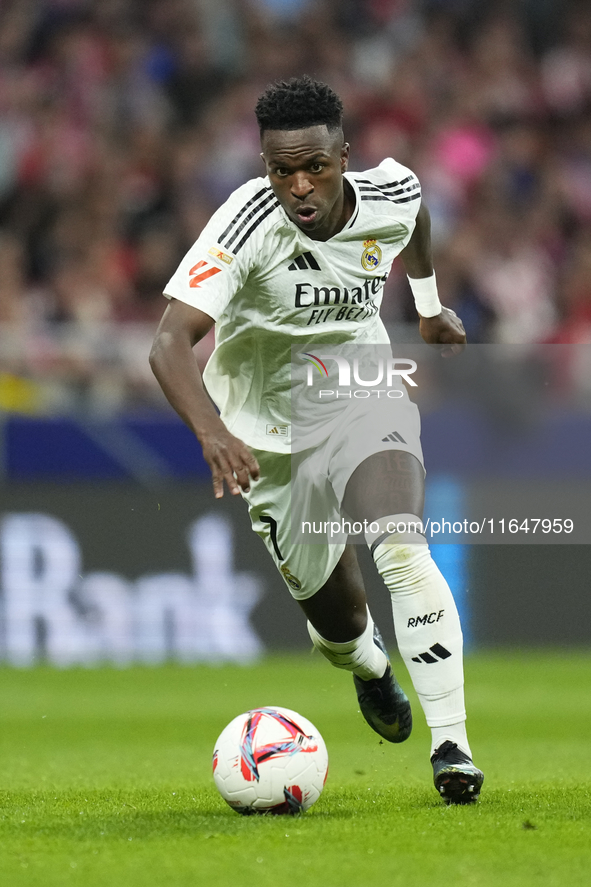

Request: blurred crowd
left=0, top=0, right=590, bottom=414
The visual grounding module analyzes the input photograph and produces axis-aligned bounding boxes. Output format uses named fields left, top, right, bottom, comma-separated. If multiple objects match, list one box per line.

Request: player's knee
left=347, top=606, right=368, bottom=638
left=365, top=513, right=434, bottom=590
left=364, top=513, right=426, bottom=551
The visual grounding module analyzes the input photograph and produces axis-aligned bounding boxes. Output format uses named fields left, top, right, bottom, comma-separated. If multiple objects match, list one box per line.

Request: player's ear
left=341, top=142, right=350, bottom=172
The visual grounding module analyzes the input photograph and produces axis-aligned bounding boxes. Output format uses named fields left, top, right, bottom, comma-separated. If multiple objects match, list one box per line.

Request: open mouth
left=295, top=206, right=318, bottom=224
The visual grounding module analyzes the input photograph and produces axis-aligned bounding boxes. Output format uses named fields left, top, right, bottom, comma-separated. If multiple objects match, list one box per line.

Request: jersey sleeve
left=163, top=179, right=273, bottom=321
left=376, top=157, right=422, bottom=225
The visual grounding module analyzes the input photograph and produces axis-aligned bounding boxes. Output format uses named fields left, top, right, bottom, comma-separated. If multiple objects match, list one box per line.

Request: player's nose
left=290, top=172, right=314, bottom=199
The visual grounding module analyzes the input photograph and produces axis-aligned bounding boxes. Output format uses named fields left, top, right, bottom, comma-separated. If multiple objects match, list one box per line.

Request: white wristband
left=407, top=273, right=442, bottom=317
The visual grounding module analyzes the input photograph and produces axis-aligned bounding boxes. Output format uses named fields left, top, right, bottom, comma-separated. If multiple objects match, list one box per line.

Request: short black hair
left=255, top=76, right=343, bottom=135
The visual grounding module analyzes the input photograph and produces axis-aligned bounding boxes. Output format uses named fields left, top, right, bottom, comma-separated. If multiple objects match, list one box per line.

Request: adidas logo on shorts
left=382, top=430, right=406, bottom=443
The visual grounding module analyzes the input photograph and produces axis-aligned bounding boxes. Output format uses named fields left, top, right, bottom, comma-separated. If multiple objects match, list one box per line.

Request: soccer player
left=150, top=76, right=484, bottom=804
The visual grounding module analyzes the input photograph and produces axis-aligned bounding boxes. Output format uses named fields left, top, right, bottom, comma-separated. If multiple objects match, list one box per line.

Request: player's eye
left=274, top=168, right=289, bottom=177
left=310, top=162, right=324, bottom=173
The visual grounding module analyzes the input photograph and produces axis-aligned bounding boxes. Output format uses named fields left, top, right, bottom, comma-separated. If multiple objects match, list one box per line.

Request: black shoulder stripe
left=358, top=186, right=420, bottom=198
left=221, top=192, right=275, bottom=249
left=358, top=181, right=421, bottom=203
left=220, top=191, right=278, bottom=250
left=361, top=192, right=421, bottom=204
left=355, top=177, right=391, bottom=187
left=219, top=191, right=276, bottom=249
left=358, top=182, right=419, bottom=193
left=374, top=175, right=415, bottom=190
left=375, top=174, right=415, bottom=190
left=381, top=183, right=421, bottom=198
left=355, top=174, right=415, bottom=189
left=390, top=174, right=414, bottom=188
left=232, top=201, right=280, bottom=253
left=358, top=184, right=388, bottom=197
left=217, top=186, right=273, bottom=245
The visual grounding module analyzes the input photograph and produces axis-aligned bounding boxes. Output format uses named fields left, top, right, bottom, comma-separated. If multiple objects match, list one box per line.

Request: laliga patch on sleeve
left=208, top=247, right=234, bottom=265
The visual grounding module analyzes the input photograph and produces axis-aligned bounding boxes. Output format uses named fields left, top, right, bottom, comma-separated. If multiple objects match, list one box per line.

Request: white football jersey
left=163, top=157, right=421, bottom=452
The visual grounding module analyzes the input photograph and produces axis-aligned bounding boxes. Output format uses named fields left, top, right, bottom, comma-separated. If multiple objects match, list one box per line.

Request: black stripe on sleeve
left=217, top=186, right=273, bottom=246
left=356, top=174, right=420, bottom=202
left=389, top=174, right=413, bottom=188
left=221, top=192, right=278, bottom=250
left=360, top=192, right=421, bottom=204
left=381, top=182, right=421, bottom=198
left=232, top=201, right=280, bottom=253
left=355, top=174, right=415, bottom=190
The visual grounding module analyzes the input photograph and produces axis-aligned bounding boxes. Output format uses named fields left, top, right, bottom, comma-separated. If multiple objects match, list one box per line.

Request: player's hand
left=419, top=307, right=466, bottom=358
left=199, top=428, right=260, bottom=498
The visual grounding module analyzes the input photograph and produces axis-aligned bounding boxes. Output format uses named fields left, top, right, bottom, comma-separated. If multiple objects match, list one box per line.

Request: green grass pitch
left=0, top=651, right=590, bottom=887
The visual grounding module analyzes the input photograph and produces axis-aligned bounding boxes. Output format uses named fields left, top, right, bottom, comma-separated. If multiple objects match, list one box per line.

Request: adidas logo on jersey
left=266, top=424, right=289, bottom=436
left=412, top=644, right=452, bottom=664
left=382, top=431, right=407, bottom=444
left=288, top=252, right=321, bottom=271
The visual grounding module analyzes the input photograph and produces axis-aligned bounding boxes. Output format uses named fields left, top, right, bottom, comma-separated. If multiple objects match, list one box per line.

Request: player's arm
left=149, top=298, right=259, bottom=498
left=399, top=202, right=466, bottom=356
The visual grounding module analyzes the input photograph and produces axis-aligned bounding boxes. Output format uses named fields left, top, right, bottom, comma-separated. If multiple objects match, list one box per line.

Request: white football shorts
left=242, top=394, right=424, bottom=600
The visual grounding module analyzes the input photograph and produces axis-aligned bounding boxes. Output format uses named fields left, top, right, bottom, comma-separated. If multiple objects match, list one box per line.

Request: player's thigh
left=329, top=395, right=425, bottom=521
left=343, top=450, right=425, bottom=522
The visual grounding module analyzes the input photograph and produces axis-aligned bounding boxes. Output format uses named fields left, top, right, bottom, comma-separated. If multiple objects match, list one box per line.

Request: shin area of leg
left=307, top=606, right=388, bottom=681
left=368, top=516, right=469, bottom=753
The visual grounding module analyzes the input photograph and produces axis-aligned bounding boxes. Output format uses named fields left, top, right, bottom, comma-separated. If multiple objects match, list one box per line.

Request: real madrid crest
left=280, top=564, right=302, bottom=591
left=361, top=238, right=382, bottom=272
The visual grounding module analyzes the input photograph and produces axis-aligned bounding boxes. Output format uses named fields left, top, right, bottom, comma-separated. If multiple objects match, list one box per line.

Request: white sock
left=430, top=722, right=471, bottom=759
left=307, top=607, right=389, bottom=680
left=369, top=519, right=469, bottom=752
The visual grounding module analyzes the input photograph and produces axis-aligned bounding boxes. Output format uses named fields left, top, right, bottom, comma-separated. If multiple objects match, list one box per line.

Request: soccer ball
left=212, top=706, right=329, bottom=815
